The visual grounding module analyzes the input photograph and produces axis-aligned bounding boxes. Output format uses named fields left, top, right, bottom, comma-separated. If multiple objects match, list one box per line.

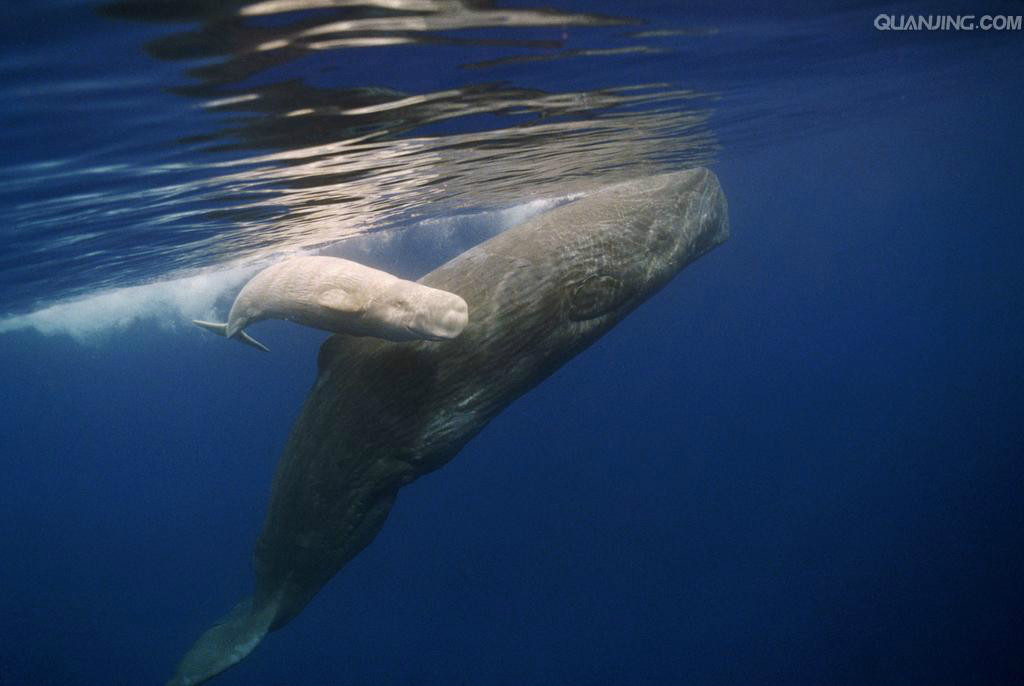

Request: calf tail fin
left=193, top=320, right=270, bottom=353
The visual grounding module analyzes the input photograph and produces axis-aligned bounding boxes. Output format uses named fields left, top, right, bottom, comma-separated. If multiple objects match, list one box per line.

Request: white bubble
left=0, top=264, right=258, bottom=344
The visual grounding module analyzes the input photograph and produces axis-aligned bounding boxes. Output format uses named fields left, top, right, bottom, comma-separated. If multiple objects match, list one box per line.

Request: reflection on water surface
left=4, top=0, right=1015, bottom=314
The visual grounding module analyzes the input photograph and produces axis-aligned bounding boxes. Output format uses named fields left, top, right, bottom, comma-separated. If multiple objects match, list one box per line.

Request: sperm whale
left=171, top=168, right=729, bottom=686
left=194, top=255, right=469, bottom=352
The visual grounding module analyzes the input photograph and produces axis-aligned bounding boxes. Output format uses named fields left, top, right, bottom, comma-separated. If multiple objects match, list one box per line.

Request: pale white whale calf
left=194, top=255, right=469, bottom=352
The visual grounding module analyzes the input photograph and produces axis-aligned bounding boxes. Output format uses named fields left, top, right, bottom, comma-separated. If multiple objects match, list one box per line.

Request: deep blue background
left=1, top=2, right=1023, bottom=685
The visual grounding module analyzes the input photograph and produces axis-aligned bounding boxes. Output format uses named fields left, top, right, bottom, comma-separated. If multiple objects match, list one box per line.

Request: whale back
left=225, top=257, right=381, bottom=336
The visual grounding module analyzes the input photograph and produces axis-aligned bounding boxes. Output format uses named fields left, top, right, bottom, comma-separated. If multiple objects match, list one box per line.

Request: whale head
left=368, top=282, right=469, bottom=341
left=549, top=168, right=730, bottom=333
left=418, top=167, right=730, bottom=359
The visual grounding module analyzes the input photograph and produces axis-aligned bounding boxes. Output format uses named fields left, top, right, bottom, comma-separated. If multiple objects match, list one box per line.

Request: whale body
left=194, top=256, right=469, bottom=352
left=170, top=168, right=730, bottom=686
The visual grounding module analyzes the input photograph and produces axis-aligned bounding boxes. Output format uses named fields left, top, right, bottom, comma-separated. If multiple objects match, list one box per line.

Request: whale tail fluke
left=168, top=596, right=277, bottom=686
left=193, top=320, right=270, bottom=353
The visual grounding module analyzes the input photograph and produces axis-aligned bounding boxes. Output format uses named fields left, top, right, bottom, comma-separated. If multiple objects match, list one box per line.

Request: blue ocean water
left=1, top=1, right=1022, bottom=685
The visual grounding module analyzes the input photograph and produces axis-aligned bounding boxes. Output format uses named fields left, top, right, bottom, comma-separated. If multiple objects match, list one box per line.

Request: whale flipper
left=193, top=320, right=270, bottom=353
left=168, top=597, right=276, bottom=686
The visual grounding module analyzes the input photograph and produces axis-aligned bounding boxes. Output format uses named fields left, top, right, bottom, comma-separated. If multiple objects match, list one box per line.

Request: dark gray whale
left=169, top=168, right=729, bottom=686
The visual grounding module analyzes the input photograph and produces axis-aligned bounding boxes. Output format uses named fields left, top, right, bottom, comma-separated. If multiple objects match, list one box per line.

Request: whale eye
left=568, top=273, right=628, bottom=321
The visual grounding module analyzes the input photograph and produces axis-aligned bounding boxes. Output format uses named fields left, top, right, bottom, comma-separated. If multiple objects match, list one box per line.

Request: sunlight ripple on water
left=0, top=0, right=1017, bottom=318
left=1, top=0, right=720, bottom=314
